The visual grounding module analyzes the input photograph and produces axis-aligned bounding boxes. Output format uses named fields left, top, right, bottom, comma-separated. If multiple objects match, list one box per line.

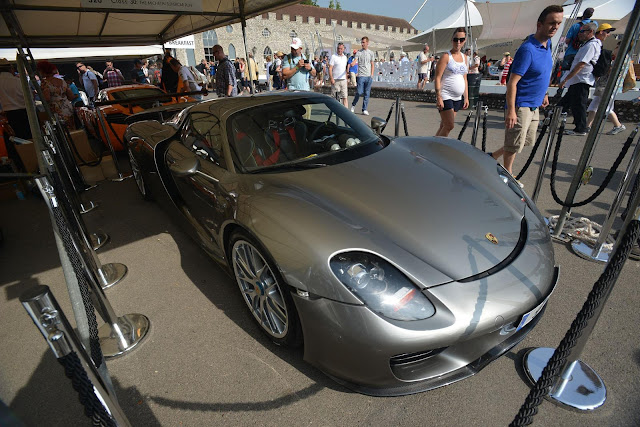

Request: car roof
left=190, top=91, right=330, bottom=116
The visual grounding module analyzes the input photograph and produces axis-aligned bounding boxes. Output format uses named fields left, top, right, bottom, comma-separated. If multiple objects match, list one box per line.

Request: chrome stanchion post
left=572, top=123, right=640, bottom=263
left=470, top=101, right=482, bottom=147
left=43, top=123, right=99, bottom=215
left=41, top=154, right=126, bottom=289
left=394, top=96, right=401, bottom=137
left=553, top=0, right=640, bottom=238
left=532, top=107, right=562, bottom=203
left=36, top=176, right=149, bottom=359
left=20, top=285, right=131, bottom=426
left=95, top=107, right=131, bottom=182
left=523, top=163, right=640, bottom=411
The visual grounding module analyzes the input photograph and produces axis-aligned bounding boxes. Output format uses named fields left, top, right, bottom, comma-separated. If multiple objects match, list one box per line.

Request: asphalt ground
left=1, top=94, right=640, bottom=426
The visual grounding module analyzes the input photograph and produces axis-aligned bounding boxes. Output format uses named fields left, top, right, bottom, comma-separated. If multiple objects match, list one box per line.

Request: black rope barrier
left=510, top=219, right=640, bottom=426
left=458, top=111, right=473, bottom=141
left=58, top=351, right=116, bottom=427
left=514, top=118, right=550, bottom=181
left=49, top=172, right=104, bottom=368
left=401, top=104, right=409, bottom=137
left=481, top=108, right=487, bottom=153
left=550, top=126, right=637, bottom=208
left=380, top=102, right=394, bottom=133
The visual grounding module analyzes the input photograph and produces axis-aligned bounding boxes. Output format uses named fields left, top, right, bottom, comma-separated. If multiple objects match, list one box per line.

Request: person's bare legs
left=436, top=109, right=456, bottom=137
left=503, top=151, right=516, bottom=175
left=587, top=110, right=621, bottom=128
left=492, top=147, right=504, bottom=160
left=341, top=96, right=348, bottom=108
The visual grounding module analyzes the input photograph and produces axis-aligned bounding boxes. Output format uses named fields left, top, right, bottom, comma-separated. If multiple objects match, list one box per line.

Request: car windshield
left=227, top=97, right=385, bottom=173
left=110, top=88, right=172, bottom=106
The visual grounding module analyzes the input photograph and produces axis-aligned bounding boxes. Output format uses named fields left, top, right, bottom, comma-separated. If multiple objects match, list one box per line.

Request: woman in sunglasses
left=434, top=27, right=469, bottom=137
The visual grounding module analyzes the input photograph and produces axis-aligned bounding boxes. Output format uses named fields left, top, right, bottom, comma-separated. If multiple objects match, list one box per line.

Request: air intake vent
left=390, top=347, right=446, bottom=366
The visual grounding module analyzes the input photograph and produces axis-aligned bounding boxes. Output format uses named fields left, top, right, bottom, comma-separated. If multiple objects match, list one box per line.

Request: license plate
left=516, top=266, right=559, bottom=332
left=516, top=299, right=547, bottom=332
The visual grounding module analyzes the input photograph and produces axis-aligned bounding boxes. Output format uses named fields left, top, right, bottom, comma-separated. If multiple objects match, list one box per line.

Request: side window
left=181, top=112, right=226, bottom=168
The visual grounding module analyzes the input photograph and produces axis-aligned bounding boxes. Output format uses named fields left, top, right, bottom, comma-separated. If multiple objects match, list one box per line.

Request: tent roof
left=0, top=0, right=300, bottom=48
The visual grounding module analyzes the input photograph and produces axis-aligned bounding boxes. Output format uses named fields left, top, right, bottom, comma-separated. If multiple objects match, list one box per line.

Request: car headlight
left=330, top=252, right=436, bottom=321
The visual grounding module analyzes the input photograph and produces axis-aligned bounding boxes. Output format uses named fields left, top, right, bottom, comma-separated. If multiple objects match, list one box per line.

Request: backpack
left=592, top=48, right=612, bottom=78
left=269, top=61, right=277, bottom=76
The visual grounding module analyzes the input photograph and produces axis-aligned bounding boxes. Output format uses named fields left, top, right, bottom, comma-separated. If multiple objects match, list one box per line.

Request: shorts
left=418, top=73, right=428, bottom=81
left=587, top=95, right=614, bottom=115
left=349, top=72, right=357, bottom=86
left=504, top=107, right=539, bottom=154
left=442, top=99, right=463, bottom=112
left=332, top=79, right=348, bottom=99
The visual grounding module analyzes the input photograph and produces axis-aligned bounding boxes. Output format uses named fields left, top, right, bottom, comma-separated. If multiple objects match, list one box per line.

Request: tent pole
left=553, top=0, right=640, bottom=237
left=238, top=0, right=255, bottom=94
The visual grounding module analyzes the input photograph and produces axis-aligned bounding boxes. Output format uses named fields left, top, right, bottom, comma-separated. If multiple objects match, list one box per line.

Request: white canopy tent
left=409, top=0, right=635, bottom=55
left=407, top=1, right=483, bottom=54
left=0, top=0, right=300, bottom=48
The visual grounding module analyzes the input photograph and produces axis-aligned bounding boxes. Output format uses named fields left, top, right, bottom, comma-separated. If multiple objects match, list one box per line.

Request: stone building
left=173, top=4, right=419, bottom=75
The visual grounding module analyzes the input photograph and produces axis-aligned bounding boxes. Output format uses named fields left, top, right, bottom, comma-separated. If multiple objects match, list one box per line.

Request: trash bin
left=467, top=73, right=482, bottom=108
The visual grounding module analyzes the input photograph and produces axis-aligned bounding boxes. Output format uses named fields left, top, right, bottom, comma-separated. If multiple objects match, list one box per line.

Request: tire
left=229, top=230, right=302, bottom=347
left=128, top=149, right=152, bottom=200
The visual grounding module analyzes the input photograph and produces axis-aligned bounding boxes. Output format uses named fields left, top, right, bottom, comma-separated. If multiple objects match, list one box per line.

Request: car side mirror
left=371, top=117, right=386, bottom=135
left=170, top=156, right=200, bottom=177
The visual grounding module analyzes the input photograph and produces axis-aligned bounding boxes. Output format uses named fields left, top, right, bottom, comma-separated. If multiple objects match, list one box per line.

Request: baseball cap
left=597, top=23, right=615, bottom=33
left=290, top=37, right=302, bottom=49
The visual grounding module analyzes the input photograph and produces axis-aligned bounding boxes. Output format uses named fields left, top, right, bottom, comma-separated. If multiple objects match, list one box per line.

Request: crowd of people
left=1, top=4, right=638, bottom=180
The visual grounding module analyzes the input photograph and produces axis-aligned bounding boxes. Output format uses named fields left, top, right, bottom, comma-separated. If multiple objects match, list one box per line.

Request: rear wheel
left=128, top=149, right=152, bottom=200
left=230, top=230, right=302, bottom=346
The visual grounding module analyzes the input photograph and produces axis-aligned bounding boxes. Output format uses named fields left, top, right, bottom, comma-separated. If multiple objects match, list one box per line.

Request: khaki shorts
left=504, top=107, right=539, bottom=154
left=349, top=72, right=357, bottom=86
left=333, top=79, right=348, bottom=99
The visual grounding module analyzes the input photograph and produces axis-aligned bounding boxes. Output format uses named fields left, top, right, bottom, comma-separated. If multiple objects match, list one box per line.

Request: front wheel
left=230, top=231, right=302, bottom=347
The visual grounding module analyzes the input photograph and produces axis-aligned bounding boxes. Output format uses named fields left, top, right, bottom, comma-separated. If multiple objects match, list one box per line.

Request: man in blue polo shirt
left=491, top=5, right=564, bottom=177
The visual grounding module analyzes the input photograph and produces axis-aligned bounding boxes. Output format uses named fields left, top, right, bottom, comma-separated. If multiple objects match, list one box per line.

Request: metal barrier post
left=95, top=107, right=131, bottom=182
left=572, top=123, right=640, bottom=262
left=522, top=179, right=640, bottom=412
left=531, top=108, right=563, bottom=203
left=41, top=152, right=127, bottom=289
left=394, top=96, right=401, bottom=137
left=42, top=123, right=99, bottom=215
left=470, top=101, right=483, bottom=147
left=21, top=285, right=131, bottom=427
left=553, top=0, right=640, bottom=238
left=36, top=176, right=149, bottom=359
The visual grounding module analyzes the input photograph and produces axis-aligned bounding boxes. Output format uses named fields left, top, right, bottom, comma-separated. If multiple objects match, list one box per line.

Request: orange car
left=78, top=84, right=195, bottom=151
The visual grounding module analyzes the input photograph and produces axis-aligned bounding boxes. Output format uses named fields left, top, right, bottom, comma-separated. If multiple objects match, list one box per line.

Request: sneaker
left=512, top=175, right=524, bottom=188
left=362, top=110, right=369, bottom=116
left=564, top=129, right=587, bottom=136
left=350, top=106, right=355, bottom=113
left=606, top=125, right=626, bottom=135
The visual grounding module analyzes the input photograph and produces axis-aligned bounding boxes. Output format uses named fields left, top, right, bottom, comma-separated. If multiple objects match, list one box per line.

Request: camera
left=304, top=59, right=309, bottom=64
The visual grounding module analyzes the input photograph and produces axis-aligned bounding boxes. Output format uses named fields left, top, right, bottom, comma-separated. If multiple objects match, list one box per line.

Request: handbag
left=623, top=60, right=636, bottom=93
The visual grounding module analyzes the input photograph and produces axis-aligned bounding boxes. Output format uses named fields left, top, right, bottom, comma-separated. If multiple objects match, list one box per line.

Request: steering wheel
left=308, top=121, right=337, bottom=143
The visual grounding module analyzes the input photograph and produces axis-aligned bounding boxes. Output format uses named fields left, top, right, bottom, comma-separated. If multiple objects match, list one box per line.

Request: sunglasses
left=453, top=37, right=466, bottom=42
left=579, top=29, right=592, bottom=33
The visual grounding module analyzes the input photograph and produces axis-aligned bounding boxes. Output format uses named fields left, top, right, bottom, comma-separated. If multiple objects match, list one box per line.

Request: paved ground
left=1, top=94, right=640, bottom=426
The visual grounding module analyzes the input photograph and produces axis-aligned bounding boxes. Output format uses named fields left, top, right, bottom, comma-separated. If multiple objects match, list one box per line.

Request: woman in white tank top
left=434, top=27, right=469, bottom=137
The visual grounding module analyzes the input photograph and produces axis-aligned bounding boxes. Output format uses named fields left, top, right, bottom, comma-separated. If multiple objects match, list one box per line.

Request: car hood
left=253, top=137, right=528, bottom=283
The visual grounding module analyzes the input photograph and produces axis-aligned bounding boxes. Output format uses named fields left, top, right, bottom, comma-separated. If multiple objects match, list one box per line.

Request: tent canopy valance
left=0, top=0, right=300, bottom=48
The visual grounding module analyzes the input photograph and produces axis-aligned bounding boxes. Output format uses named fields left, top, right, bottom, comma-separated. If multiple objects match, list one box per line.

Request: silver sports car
left=124, top=92, right=558, bottom=396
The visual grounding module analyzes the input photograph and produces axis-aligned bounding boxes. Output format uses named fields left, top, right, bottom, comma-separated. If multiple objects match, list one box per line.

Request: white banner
left=165, top=35, right=195, bottom=49
left=80, top=0, right=203, bottom=13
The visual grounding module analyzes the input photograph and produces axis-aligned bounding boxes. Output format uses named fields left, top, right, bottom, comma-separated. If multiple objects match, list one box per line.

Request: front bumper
left=293, top=265, right=559, bottom=396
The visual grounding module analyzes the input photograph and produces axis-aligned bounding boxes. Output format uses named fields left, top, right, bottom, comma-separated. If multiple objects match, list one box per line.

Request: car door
left=165, top=110, right=234, bottom=260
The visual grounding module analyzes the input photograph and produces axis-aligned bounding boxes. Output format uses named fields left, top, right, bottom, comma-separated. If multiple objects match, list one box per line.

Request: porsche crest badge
left=485, top=233, right=499, bottom=244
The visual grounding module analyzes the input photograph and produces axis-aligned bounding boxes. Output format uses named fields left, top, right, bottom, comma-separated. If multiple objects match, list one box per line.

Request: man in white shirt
left=417, top=44, right=433, bottom=89
left=329, top=42, right=349, bottom=107
left=559, top=21, right=601, bottom=136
